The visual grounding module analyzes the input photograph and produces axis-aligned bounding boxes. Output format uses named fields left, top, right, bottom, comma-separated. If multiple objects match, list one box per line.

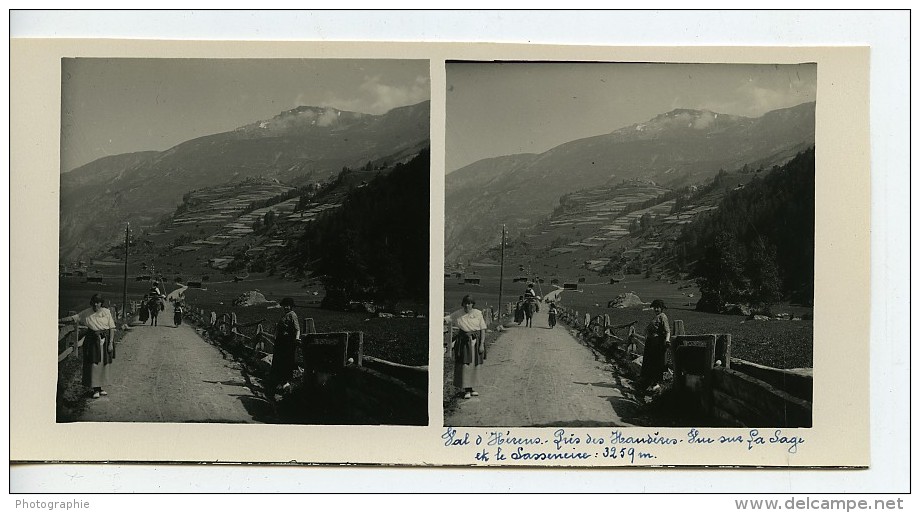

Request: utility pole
left=122, top=222, right=129, bottom=321
left=498, top=224, right=505, bottom=316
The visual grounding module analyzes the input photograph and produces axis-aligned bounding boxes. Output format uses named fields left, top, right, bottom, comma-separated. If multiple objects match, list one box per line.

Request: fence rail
left=57, top=300, right=145, bottom=364
left=496, top=297, right=812, bottom=427
left=180, top=301, right=425, bottom=393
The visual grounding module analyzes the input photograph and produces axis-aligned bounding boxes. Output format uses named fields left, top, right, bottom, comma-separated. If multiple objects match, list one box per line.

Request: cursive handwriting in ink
left=487, top=430, right=543, bottom=446
left=610, top=430, right=680, bottom=445
left=553, top=429, right=581, bottom=450
left=770, top=430, right=805, bottom=454
left=585, top=433, right=606, bottom=445
left=687, top=428, right=715, bottom=444
left=746, top=429, right=766, bottom=450
left=442, top=427, right=804, bottom=463
left=442, top=427, right=471, bottom=446
left=509, top=446, right=592, bottom=461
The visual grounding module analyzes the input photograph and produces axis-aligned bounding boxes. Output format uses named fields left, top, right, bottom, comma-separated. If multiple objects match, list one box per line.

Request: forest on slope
left=294, top=149, right=430, bottom=308
left=674, top=148, right=815, bottom=312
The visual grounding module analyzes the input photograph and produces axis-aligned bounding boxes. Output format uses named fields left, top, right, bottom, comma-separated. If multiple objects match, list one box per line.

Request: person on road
left=639, top=299, right=671, bottom=394
left=524, top=283, right=538, bottom=301
left=147, top=295, right=160, bottom=326
left=522, top=283, right=541, bottom=328
left=58, top=293, right=117, bottom=399
left=139, top=293, right=150, bottom=324
left=514, top=295, right=525, bottom=324
left=173, top=302, right=183, bottom=327
left=548, top=302, right=558, bottom=328
left=444, top=295, right=488, bottom=399
left=270, top=297, right=300, bottom=394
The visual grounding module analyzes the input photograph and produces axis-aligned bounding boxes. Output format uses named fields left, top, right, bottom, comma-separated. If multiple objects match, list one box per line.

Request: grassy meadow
left=444, top=265, right=813, bottom=370
left=176, top=273, right=429, bottom=367
left=61, top=269, right=428, bottom=367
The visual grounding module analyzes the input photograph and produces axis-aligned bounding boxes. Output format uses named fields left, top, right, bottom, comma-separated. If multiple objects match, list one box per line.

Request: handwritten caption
left=442, top=427, right=805, bottom=463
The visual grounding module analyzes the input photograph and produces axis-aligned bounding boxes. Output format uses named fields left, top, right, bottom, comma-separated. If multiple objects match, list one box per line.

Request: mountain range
left=445, top=102, right=815, bottom=262
left=60, top=101, right=430, bottom=262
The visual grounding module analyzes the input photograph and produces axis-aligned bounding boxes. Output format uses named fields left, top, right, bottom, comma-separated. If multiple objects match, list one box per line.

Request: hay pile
left=233, top=290, right=270, bottom=307
left=607, top=292, right=647, bottom=308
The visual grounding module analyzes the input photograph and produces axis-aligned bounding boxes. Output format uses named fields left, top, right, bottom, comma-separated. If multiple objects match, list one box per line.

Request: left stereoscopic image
left=57, top=58, right=430, bottom=425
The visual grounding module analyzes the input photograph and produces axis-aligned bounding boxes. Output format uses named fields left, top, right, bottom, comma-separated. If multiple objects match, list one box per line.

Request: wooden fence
left=181, top=302, right=427, bottom=395
left=57, top=300, right=145, bottom=364
left=548, top=303, right=811, bottom=427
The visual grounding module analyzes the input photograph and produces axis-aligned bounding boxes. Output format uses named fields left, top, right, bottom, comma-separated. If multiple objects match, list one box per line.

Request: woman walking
left=173, top=302, right=184, bottom=327
left=270, top=297, right=300, bottom=393
left=58, top=293, right=117, bottom=399
left=548, top=302, right=558, bottom=328
left=444, top=295, right=488, bottom=399
left=638, top=299, right=671, bottom=394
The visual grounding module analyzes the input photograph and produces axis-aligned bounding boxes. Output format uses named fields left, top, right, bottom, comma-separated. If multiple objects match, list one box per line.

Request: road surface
left=76, top=289, right=270, bottom=423
left=446, top=307, right=648, bottom=427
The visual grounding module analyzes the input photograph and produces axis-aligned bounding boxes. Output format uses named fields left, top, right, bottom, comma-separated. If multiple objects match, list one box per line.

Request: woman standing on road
left=58, top=293, right=117, bottom=399
left=514, top=295, right=525, bottom=324
left=173, top=301, right=184, bottom=327
left=639, top=299, right=671, bottom=394
left=548, top=302, right=558, bottom=328
left=444, top=294, right=488, bottom=399
left=270, top=297, right=300, bottom=393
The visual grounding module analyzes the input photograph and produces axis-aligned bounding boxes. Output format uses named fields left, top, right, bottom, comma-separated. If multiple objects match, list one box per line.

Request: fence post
left=69, top=325, right=79, bottom=357
left=357, top=331, right=364, bottom=367
left=673, top=319, right=685, bottom=336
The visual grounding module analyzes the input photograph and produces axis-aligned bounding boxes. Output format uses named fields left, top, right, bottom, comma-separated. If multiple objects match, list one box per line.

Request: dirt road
left=76, top=290, right=270, bottom=423
left=445, top=307, right=647, bottom=427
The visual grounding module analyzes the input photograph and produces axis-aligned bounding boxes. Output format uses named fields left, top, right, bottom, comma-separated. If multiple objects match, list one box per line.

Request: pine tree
left=748, top=236, right=783, bottom=313
left=696, top=232, right=747, bottom=312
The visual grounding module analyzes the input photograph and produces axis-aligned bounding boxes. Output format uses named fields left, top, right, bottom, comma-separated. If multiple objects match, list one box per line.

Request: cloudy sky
left=446, top=62, right=816, bottom=173
left=61, top=59, right=429, bottom=172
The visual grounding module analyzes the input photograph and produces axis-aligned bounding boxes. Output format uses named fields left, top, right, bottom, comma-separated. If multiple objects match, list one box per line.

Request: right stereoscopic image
left=443, top=61, right=816, bottom=428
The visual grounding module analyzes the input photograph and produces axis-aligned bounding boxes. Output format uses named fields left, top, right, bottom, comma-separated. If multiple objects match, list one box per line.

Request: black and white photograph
left=11, top=9, right=906, bottom=497
left=56, top=58, right=431, bottom=425
left=444, top=61, right=817, bottom=428
left=11, top=31, right=880, bottom=477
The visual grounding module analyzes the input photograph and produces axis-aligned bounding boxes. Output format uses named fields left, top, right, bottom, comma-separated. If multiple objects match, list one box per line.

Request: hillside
left=293, top=149, right=431, bottom=307
left=470, top=147, right=816, bottom=316
left=445, top=102, right=815, bottom=261
left=60, top=101, right=430, bottom=262
left=677, top=148, right=816, bottom=310
left=77, top=147, right=430, bottom=295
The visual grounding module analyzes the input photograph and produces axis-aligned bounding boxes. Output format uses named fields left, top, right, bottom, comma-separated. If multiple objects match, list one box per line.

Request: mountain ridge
left=60, top=101, right=430, bottom=261
left=445, top=102, right=815, bottom=262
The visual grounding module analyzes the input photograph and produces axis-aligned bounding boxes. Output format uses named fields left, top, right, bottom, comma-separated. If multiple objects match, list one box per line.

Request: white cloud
left=317, top=74, right=430, bottom=115
left=360, top=74, right=430, bottom=113
left=702, top=75, right=817, bottom=117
